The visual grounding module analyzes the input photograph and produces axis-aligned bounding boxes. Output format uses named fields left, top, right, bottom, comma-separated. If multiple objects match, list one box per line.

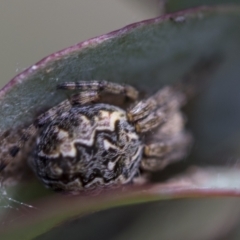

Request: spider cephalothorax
left=7, top=80, right=192, bottom=192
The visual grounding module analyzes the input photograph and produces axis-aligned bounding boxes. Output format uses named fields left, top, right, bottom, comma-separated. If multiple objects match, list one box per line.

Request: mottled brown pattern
left=0, top=81, right=192, bottom=193
left=0, top=129, right=34, bottom=185
left=31, top=104, right=142, bottom=191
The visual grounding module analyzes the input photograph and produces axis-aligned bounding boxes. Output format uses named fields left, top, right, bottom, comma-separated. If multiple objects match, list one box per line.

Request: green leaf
left=166, top=0, right=240, bottom=12
left=1, top=5, right=240, bottom=240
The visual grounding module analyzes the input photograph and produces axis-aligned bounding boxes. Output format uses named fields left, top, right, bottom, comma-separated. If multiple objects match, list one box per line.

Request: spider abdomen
left=30, top=104, right=143, bottom=192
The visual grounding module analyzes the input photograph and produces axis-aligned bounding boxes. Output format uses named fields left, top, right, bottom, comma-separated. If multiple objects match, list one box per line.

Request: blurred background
left=0, top=0, right=160, bottom=88
left=1, top=1, right=240, bottom=239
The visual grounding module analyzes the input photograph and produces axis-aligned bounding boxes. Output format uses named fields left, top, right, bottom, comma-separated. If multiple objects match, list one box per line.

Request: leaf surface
left=1, top=5, right=240, bottom=239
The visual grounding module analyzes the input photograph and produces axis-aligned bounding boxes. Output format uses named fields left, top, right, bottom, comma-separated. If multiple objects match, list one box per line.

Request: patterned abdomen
left=30, top=104, right=142, bottom=192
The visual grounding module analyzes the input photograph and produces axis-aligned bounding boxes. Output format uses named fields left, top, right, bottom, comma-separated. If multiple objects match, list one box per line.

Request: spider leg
left=8, top=91, right=100, bottom=158
left=141, top=131, right=192, bottom=171
left=0, top=126, right=37, bottom=180
left=0, top=128, right=36, bottom=183
left=128, top=86, right=192, bottom=171
left=58, top=80, right=139, bottom=100
left=8, top=99, right=72, bottom=158
left=36, top=91, right=99, bottom=126
left=128, top=86, right=186, bottom=133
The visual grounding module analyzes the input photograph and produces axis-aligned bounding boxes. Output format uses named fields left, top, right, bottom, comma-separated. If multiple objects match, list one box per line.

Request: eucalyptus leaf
left=1, top=5, right=240, bottom=240
left=166, top=0, right=240, bottom=12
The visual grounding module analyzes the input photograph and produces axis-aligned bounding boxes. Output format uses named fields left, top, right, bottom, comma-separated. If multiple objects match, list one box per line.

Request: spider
left=4, top=80, right=192, bottom=192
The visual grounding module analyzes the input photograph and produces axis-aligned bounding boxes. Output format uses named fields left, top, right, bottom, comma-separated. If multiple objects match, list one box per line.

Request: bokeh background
left=0, top=0, right=160, bottom=88
left=1, top=1, right=240, bottom=239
